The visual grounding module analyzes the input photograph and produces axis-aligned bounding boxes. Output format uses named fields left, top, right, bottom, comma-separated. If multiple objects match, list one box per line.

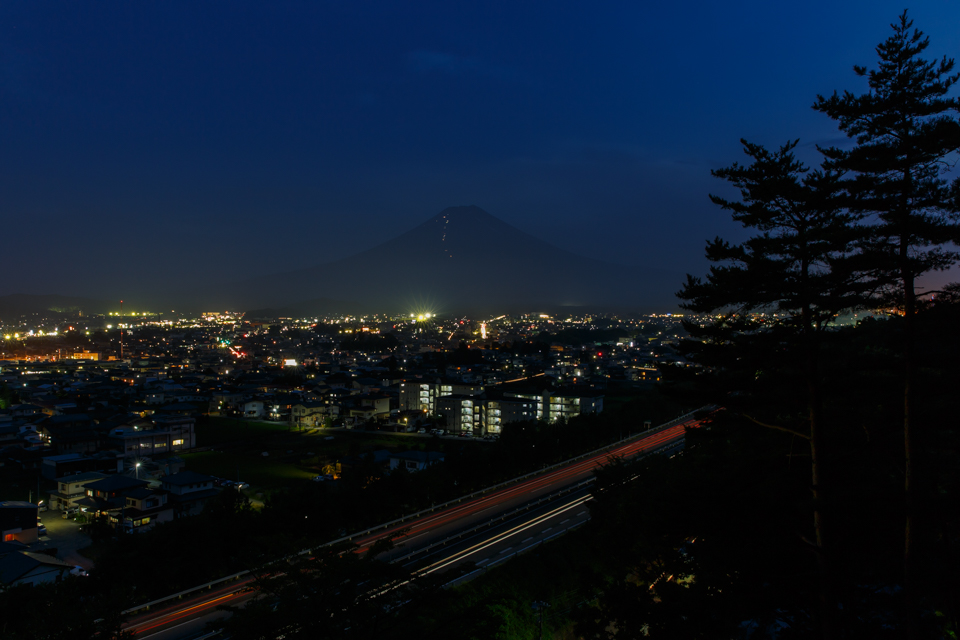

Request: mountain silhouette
left=0, top=294, right=113, bottom=319
left=216, top=206, right=679, bottom=315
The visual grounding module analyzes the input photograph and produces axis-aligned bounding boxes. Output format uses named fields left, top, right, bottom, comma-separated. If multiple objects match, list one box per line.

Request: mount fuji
left=212, top=206, right=680, bottom=315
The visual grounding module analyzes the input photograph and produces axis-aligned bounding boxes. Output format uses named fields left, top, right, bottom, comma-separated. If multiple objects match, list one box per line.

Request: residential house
left=209, top=391, right=243, bottom=415
left=0, top=550, right=74, bottom=586
left=119, top=487, right=174, bottom=533
left=347, top=394, right=391, bottom=423
left=77, top=475, right=172, bottom=533
left=108, top=415, right=195, bottom=458
left=47, top=471, right=108, bottom=512
left=40, top=452, right=123, bottom=480
left=291, top=401, right=330, bottom=428
left=144, top=390, right=166, bottom=405
left=160, top=471, right=219, bottom=518
left=154, top=402, right=201, bottom=417
left=0, top=501, right=39, bottom=544
left=37, top=414, right=100, bottom=455
left=266, top=394, right=299, bottom=422
left=241, top=399, right=265, bottom=419
left=10, top=404, right=43, bottom=419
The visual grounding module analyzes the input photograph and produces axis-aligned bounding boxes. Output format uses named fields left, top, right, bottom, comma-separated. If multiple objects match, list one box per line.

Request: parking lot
left=34, top=510, right=94, bottom=570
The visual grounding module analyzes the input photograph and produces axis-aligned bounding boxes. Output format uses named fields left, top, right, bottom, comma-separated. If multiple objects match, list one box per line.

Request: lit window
left=172, top=439, right=184, bottom=446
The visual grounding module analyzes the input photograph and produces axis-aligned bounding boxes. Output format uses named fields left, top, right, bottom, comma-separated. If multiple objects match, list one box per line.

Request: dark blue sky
left=2, top=2, right=958, bottom=302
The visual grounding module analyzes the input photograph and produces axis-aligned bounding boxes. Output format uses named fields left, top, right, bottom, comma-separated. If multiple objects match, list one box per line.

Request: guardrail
left=122, top=570, right=252, bottom=616
left=122, top=407, right=710, bottom=617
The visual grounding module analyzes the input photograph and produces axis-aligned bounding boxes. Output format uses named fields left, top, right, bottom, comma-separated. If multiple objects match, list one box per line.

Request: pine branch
left=798, top=533, right=824, bottom=555
left=742, top=414, right=811, bottom=440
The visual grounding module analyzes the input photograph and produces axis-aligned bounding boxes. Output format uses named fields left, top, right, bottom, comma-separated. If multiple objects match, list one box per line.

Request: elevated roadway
left=125, top=413, right=702, bottom=638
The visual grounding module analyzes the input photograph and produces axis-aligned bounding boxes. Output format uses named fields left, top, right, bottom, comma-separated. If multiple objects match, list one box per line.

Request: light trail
left=128, top=589, right=250, bottom=635
left=417, top=494, right=592, bottom=575
left=354, top=420, right=694, bottom=553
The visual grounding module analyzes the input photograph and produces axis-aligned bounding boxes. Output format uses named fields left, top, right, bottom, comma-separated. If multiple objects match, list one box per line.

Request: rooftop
left=161, top=470, right=214, bottom=486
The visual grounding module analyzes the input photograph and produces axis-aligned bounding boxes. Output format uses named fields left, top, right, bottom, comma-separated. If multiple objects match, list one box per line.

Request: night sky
left=2, top=2, right=958, bottom=304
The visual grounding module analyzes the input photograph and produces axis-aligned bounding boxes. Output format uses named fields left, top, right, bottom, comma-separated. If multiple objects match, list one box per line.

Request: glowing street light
left=135, top=462, right=141, bottom=479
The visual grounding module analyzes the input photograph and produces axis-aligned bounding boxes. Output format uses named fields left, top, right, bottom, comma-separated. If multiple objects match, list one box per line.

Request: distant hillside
left=244, top=298, right=372, bottom=319
left=216, top=206, right=681, bottom=315
left=0, top=294, right=112, bottom=319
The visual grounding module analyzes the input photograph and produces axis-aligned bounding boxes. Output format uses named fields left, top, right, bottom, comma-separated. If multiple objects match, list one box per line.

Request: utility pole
left=532, top=600, right=550, bottom=639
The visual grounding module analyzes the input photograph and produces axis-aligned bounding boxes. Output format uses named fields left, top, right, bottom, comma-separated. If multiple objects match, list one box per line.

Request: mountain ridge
left=216, top=205, right=680, bottom=314
left=0, top=293, right=113, bottom=319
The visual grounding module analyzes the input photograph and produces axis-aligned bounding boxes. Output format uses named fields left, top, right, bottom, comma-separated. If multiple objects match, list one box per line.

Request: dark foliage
left=814, top=12, right=960, bottom=634
left=215, top=539, right=440, bottom=640
left=0, top=577, right=134, bottom=640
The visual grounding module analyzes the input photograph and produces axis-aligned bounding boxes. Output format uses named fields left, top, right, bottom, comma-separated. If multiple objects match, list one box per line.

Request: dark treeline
left=647, top=300, right=959, bottom=638
left=673, top=12, right=959, bottom=639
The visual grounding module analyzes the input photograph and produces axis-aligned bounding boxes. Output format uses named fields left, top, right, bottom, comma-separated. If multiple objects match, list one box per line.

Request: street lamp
left=135, top=462, right=141, bottom=480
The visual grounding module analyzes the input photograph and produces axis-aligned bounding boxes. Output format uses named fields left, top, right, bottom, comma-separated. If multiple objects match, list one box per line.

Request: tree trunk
left=903, top=263, right=920, bottom=638
left=804, top=306, right=834, bottom=640
left=897, top=158, right=922, bottom=637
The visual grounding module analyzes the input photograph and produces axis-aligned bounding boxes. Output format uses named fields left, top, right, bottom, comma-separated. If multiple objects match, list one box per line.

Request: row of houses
left=4, top=413, right=197, bottom=460
left=49, top=469, right=218, bottom=531
left=0, top=469, right=222, bottom=587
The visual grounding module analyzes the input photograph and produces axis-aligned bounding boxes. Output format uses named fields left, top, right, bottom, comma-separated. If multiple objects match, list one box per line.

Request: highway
left=411, top=488, right=594, bottom=586
left=125, top=582, right=254, bottom=639
left=363, top=418, right=690, bottom=560
left=124, top=416, right=698, bottom=638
